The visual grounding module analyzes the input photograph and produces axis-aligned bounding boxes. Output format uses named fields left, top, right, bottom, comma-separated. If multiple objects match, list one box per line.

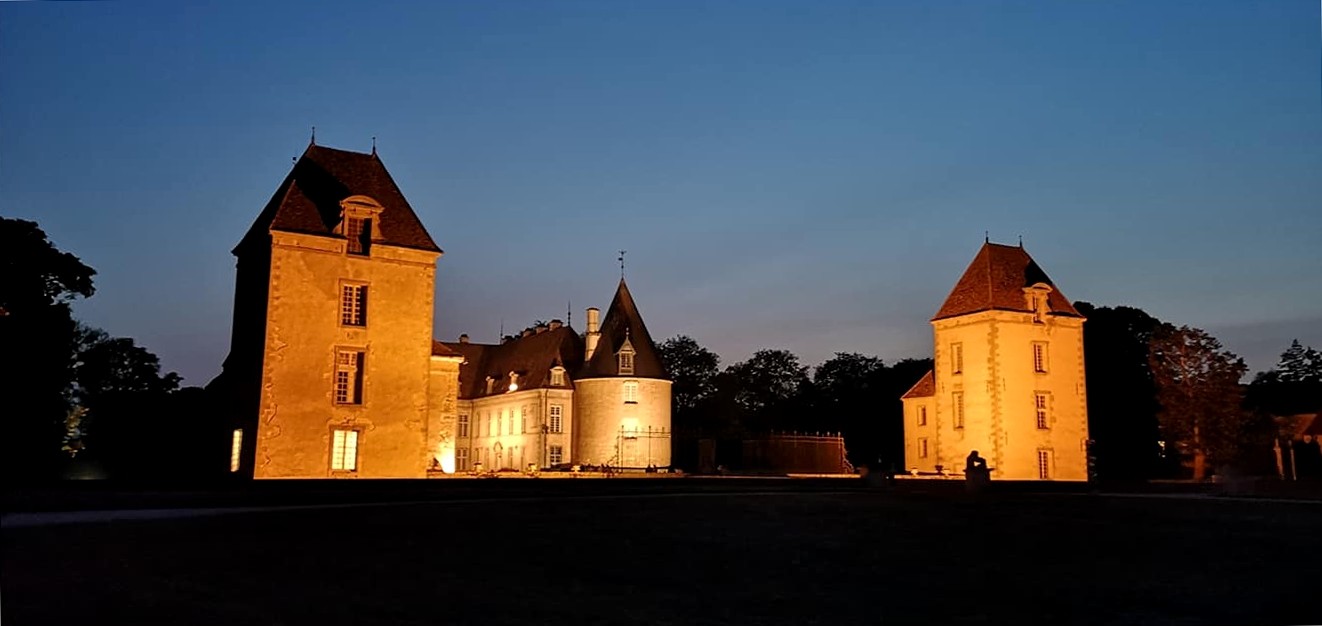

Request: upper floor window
left=1033, top=342, right=1049, bottom=374
left=334, top=350, right=365, bottom=405
left=548, top=404, right=564, bottom=433
left=1035, top=393, right=1049, bottom=429
left=458, top=414, right=470, bottom=438
left=952, top=391, right=965, bottom=429
left=918, top=437, right=929, bottom=458
left=918, top=406, right=928, bottom=427
left=951, top=343, right=963, bottom=375
left=623, top=380, right=639, bottom=404
left=331, top=429, right=359, bottom=472
left=345, top=217, right=372, bottom=255
left=550, top=366, right=565, bottom=386
left=340, top=284, right=367, bottom=326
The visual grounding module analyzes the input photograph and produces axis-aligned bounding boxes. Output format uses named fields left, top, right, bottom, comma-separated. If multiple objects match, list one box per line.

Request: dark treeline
left=3, top=217, right=223, bottom=484
left=656, top=337, right=931, bottom=472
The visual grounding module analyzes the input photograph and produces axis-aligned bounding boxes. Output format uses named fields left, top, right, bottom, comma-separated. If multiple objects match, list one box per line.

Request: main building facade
left=210, top=144, right=671, bottom=478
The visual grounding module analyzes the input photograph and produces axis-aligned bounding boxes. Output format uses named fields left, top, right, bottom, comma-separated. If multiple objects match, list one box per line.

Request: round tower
left=572, top=279, right=672, bottom=468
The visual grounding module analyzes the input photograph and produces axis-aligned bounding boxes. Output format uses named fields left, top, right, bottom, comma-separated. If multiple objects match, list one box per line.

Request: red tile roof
left=580, top=279, right=668, bottom=380
left=235, top=144, right=441, bottom=255
left=933, top=242, right=1082, bottom=321
left=901, top=370, right=935, bottom=399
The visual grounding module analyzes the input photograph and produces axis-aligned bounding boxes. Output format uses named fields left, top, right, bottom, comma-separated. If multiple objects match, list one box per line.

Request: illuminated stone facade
left=211, top=144, right=671, bottom=478
left=902, top=242, right=1090, bottom=481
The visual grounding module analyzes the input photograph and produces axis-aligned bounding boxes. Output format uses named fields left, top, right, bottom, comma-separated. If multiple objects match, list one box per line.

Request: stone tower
left=573, top=279, right=672, bottom=468
left=212, top=144, right=443, bottom=478
left=902, top=242, right=1089, bottom=481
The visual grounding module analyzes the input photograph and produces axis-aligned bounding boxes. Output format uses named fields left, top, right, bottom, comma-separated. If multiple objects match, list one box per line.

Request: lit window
left=458, top=414, right=470, bottom=438
left=953, top=392, right=965, bottom=429
left=549, top=445, right=564, bottom=465
left=1033, top=342, right=1048, bottom=373
left=951, top=343, right=963, bottom=375
left=550, top=367, right=565, bottom=386
left=230, top=429, right=243, bottom=472
left=621, top=418, right=639, bottom=438
left=499, top=411, right=506, bottom=436
left=456, top=447, right=469, bottom=470
left=623, top=381, right=639, bottom=404
left=340, top=284, right=367, bottom=326
left=618, top=350, right=634, bottom=375
left=918, top=438, right=929, bottom=458
left=346, top=217, right=371, bottom=255
left=331, top=429, right=359, bottom=471
left=918, top=406, right=928, bottom=427
left=516, top=407, right=524, bottom=434
left=549, top=405, right=563, bottom=433
left=1035, top=393, right=1049, bottom=429
left=334, top=350, right=365, bottom=405
left=1037, top=449, right=1052, bottom=480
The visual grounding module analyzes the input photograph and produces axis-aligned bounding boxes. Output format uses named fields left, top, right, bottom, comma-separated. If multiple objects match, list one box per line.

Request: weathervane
left=618, top=250, right=627, bottom=278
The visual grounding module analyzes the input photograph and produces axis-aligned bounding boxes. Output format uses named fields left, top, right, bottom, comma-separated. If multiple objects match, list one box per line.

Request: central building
left=212, top=143, right=671, bottom=478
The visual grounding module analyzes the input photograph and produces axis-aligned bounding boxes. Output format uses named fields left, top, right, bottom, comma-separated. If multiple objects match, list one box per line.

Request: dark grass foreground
left=4, top=486, right=1320, bottom=625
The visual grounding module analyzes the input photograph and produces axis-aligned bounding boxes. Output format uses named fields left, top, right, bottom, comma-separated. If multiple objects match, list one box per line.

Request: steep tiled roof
left=580, top=279, right=668, bottom=380
left=901, top=370, right=936, bottom=399
left=235, top=144, right=441, bottom=254
left=933, top=243, right=1081, bottom=321
left=439, top=327, right=585, bottom=400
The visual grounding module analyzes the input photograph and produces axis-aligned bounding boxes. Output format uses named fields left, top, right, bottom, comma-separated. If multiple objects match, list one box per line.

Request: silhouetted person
left=965, top=450, right=991, bottom=492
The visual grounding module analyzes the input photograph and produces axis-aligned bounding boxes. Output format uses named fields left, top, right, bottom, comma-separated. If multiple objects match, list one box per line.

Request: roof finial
left=371, top=136, right=377, bottom=156
left=984, top=230, right=989, bottom=244
left=618, top=249, right=627, bottom=279
left=567, top=300, right=572, bottom=327
left=310, top=126, right=316, bottom=146
left=1018, top=234, right=1023, bottom=247
left=499, top=318, right=504, bottom=342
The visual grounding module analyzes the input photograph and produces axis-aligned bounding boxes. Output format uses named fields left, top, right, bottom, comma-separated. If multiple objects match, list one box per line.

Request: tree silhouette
left=1148, top=325, right=1248, bottom=480
left=1, top=217, right=96, bottom=483
left=656, top=335, right=720, bottom=433
left=1074, top=302, right=1165, bottom=480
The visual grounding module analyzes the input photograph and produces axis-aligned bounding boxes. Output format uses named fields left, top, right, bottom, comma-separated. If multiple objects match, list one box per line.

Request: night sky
left=2, top=1, right=1319, bottom=385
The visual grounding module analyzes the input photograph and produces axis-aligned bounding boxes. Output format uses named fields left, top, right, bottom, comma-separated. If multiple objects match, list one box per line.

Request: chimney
left=459, top=333, right=469, bottom=344
left=549, top=319, right=563, bottom=330
left=535, top=324, right=549, bottom=334
left=585, top=307, right=601, bottom=360
left=521, top=328, right=533, bottom=338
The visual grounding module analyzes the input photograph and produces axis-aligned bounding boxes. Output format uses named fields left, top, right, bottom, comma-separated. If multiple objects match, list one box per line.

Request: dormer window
left=617, top=335, right=636, bottom=375
left=1023, top=283, right=1053, bottom=323
left=345, top=217, right=371, bottom=255
left=550, top=366, right=566, bottom=386
left=339, top=195, right=384, bottom=257
left=619, top=351, right=634, bottom=375
left=485, top=376, right=495, bottom=395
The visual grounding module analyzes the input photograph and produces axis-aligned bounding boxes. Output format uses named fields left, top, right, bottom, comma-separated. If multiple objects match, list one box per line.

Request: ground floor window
left=331, top=429, right=359, bottom=472
left=230, top=429, right=243, bottom=472
left=549, top=445, right=563, bottom=465
left=456, top=447, right=469, bottom=471
left=918, top=438, right=929, bottom=459
left=1037, top=449, right=1052, bottom=480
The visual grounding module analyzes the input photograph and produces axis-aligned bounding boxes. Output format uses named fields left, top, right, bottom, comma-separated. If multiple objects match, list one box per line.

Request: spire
left=310, top=125, right=316, bottom=146
left=579, top=278, right=667, bottom=379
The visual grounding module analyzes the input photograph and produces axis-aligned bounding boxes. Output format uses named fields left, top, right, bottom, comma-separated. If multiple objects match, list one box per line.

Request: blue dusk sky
left=2, top=1, right=1319, bottom=385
